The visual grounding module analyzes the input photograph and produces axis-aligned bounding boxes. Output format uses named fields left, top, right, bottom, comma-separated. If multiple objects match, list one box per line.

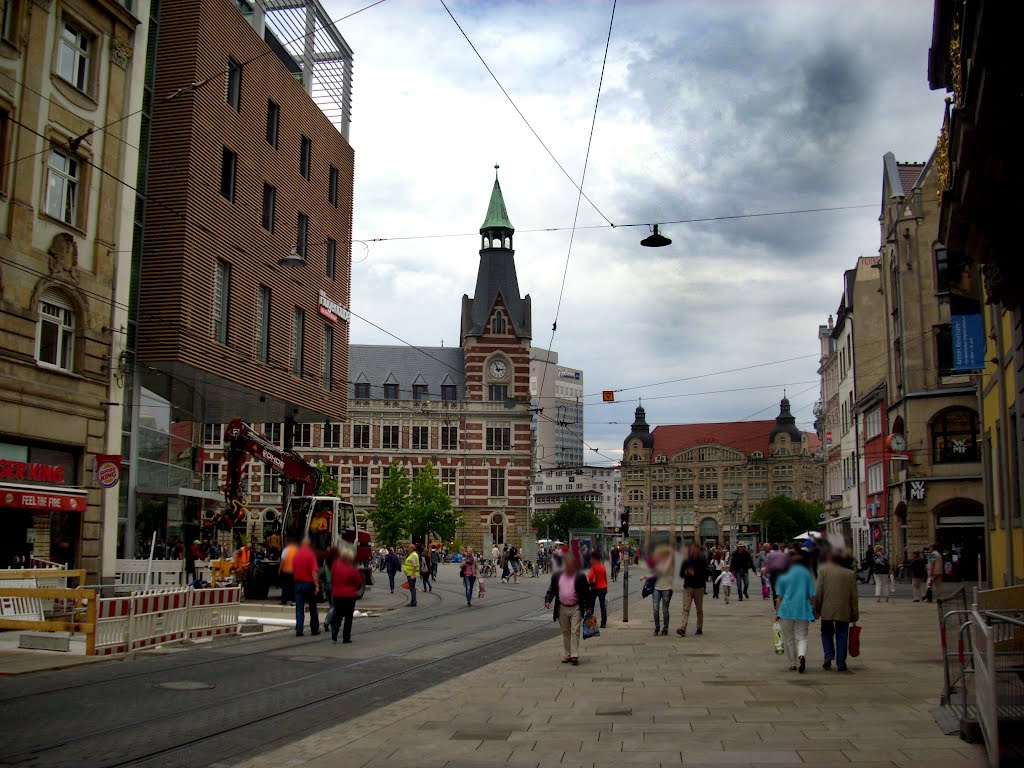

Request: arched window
left=932, top=407, right=980, bottom=463
left=491, top=311, right=506, bottom=335
left=504, top=237, right=511, bottom=248
left=490, top=512, right=506, bottom=546
left=36, top=288, right=75, bottom=371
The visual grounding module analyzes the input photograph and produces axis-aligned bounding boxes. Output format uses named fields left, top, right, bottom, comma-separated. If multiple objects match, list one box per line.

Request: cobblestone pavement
left=227, top=581, right=985, bottom=768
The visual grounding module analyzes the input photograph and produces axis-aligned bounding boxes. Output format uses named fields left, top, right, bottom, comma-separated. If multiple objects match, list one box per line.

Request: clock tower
left=459, top=168, right=533, bottom=549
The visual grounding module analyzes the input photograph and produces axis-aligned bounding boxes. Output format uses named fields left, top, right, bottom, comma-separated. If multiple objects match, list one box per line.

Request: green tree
left=751, top=496, right=824, bottom=544
left=315, top=461, right=338, bottom=496
left=545, top=499, right=602, bottom=542
left=406, top=462, right=462, bottom=541
left=368, top=461, right=409, bottom=546
left=531, top=510, right=555, bottom=539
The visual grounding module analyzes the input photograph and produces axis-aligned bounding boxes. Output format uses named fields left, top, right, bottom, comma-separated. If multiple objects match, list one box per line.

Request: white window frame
left=351, top=424, right=370, bottom=449
left=293, top=423, right=312, bottom=448
left=323, top=423, right=341, bottom=449
left=867, top=462, right=884, bottom=495
left=35, top=289, right=75, bottom=371
left=490, top=468, right=506, bottom=498
left=57, top=21, right=90, bottom=93
left=865, top=407, right=882, bottom=440
left=44, top=148, right=79, bottom=225
left=202, top=462, right=221, bottom=492
left=203, top=423, right=222, bottom=446
left=441, top=468, right=456, bottom=498
left=262, top=467, right=281, bottom=494
left=352, top=466, right=369, bottom=495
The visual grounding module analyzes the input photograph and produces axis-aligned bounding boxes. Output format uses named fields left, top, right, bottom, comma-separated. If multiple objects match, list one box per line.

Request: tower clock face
left=489, top=360, right=508, bottom=380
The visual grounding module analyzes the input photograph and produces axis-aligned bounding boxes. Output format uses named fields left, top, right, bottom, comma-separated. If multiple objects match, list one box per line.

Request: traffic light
left=619, top=510, right=629, bottom=537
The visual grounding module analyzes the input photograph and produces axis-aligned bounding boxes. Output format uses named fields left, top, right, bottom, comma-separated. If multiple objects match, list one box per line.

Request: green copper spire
left=480, top=165, right=514, bottom=233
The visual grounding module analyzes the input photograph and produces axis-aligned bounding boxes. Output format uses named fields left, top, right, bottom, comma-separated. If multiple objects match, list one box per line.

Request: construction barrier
left=0, top=585, right=97, bottom=655
left=187, top=587, right=242, bottom=640
left=114, top=560, right=216, bottom=594
left=92, top=586, right=242, bottom=655
left=0, top=569, right=85, bottom=623
left=92, top=595, right=133, bottom=656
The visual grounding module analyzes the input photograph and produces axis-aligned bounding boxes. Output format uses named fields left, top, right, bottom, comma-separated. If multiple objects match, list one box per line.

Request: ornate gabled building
left=200, top=172, right=533, bottom=551
left=621, top=400, right=823, bottom=547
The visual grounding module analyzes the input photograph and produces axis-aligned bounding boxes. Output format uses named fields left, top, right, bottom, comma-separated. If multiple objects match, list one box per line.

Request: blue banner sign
left=952, top=314, right=985, bottom=371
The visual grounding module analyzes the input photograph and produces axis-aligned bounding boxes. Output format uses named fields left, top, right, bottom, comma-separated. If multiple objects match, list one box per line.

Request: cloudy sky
left=327, top=0, right=945, bottom=463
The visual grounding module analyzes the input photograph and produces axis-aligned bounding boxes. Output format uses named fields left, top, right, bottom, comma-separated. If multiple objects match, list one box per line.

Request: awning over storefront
left=0, top=483, right=88, bottom=512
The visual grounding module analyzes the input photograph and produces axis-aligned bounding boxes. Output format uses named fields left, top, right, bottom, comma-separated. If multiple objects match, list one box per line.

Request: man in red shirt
left=292, top=538, right=320, bottom=637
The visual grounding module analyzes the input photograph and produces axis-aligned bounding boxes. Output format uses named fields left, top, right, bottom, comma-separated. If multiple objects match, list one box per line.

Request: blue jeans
left=590, top=588, right=607, bottom=627
left=821, top=620, right=849, bottom=668
left=653, top=589, right=672, bottom=632
left=431, top=561, right=439, bottom=579
left=294, top=581, right=319, bottom=636
left=735, top=570, right=749, bottom=600
left=407, top=575, right=417, bottom=605
left=464, top=575, right=476, bottom=604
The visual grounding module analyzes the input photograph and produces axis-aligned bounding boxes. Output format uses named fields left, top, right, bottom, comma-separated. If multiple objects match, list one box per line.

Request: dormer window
left=751, top=451, right=764, bottom=459
left=492, top=311, right=506, bottom=335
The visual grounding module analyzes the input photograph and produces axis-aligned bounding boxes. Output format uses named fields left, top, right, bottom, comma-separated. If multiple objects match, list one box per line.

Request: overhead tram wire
left=355, top=202, right=888, bottom=244
left=437, top=0, right=613, bottom=227
left=537, top=0, right=617, bottom=411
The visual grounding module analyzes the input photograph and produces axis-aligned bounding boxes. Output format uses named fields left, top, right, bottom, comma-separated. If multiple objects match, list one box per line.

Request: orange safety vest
left=280, top=544, right=297, bottom=574
left=234, top=545, right=250, bottom=569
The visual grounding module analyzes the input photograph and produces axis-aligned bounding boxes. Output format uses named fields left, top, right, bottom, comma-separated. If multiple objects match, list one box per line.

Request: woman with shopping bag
left=774, top=548, right=816, bottom=673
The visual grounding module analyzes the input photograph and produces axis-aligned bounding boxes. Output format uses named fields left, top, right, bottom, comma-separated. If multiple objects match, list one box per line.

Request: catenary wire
left=437, top=0, right=613, bottom=227
left=537, top=0, right=617, bottom=412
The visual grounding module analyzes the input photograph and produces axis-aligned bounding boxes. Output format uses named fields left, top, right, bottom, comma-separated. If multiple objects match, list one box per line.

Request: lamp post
left=640, top=225, right=672, bottom=248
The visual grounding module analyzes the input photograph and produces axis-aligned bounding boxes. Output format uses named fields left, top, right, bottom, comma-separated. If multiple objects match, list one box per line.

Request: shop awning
left=0, top=483, right=88, bottom=512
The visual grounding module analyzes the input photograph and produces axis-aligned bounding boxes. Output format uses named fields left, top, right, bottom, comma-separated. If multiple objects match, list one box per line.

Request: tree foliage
left=406, top=462, right=462, bottom=541
left=315, top=461, right=338, bottom=496
left=368, top=461, right=409, bottom=547
left=750, top=496, right=824, bottom=544
left=535, top=499, right=602, bottom=542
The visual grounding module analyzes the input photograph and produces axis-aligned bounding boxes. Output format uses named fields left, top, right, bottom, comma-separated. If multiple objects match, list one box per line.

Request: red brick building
left=201, top=174, right=534, bottom=549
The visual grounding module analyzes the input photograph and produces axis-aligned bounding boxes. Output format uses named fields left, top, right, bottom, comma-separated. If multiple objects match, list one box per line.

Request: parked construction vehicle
left=215, top=418, right=373, bottom=599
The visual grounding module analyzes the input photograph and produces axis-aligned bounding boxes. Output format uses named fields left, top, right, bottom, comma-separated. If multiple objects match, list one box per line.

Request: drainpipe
left=976, top=368, right=993, bottom=587
left=995, top=306, right=1013, bottom=586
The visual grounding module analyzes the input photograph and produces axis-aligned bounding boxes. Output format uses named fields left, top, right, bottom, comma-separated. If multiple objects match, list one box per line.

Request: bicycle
left=480, top=560, right=495, bottom=578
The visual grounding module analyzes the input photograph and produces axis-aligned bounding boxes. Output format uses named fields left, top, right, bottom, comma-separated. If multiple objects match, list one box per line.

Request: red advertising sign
left=1, top=489, right=86, bottom=511
left=95, top=455, right=122, bottom=488
left=0, top=461, right=66, bottom=484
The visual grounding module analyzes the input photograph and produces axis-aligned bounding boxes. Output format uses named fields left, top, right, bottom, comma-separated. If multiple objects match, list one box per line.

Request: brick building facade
left=200, top=174, right=534, bottom=551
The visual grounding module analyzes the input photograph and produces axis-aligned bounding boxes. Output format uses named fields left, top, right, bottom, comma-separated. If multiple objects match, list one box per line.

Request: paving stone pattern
left=227, top=588, right=985, bottom=768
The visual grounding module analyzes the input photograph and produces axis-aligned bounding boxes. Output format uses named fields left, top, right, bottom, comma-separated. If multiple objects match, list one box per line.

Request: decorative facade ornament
left=48, top=233, right=80, bottom=282
left=111, top=37, right=133, bottom=69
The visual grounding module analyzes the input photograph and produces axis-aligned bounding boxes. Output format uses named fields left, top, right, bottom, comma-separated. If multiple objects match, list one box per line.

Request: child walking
left=715, top=566, right=735, bottom=604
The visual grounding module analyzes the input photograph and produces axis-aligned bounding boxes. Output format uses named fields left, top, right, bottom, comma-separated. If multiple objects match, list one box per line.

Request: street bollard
left=622, top=555, right=629, bottom=622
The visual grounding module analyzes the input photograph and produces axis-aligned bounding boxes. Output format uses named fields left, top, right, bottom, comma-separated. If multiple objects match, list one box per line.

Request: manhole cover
left=154, top=681, right=215, bottom=691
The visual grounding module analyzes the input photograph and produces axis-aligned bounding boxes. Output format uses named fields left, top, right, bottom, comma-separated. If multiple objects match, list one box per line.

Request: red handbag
left=849, top=623, right=861, bottom=657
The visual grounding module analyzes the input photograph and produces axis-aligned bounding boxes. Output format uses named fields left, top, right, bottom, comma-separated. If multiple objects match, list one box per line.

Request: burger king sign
left=95, top=455, right=122, bottom=489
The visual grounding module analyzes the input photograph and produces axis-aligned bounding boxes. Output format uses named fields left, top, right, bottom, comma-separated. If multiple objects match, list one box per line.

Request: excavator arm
left=213, top=418, right=322, bottom=530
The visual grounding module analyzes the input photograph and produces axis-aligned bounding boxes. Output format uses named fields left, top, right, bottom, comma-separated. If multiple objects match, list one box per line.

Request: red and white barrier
left=93, top=596, right=132, bottom=656
left=187, top=587, right=241, bottom=641
left=92, top=586, right=242, bottom=655
left=128, top=589, right=191, bottom=651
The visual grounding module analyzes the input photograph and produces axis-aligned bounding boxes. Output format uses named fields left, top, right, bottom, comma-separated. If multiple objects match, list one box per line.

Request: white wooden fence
left=114, top=559, right=215, bottom=594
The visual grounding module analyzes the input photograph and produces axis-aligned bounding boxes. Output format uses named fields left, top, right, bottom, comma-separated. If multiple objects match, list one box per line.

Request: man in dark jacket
left=544, top=553, right=591, bottom=664
left=677, top=542, right=708, bottom=637
left=384, top=547, right=401, bottom=593
left=729, top=542, right=755, bottom=601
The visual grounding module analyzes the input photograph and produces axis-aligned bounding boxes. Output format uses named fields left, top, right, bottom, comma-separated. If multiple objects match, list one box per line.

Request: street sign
left=602, top=391, right=615, bottom=402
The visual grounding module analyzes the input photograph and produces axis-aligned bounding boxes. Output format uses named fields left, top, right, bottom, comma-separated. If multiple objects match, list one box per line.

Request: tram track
left=0, top=576, right=538, bottom=704
left=0, top=595, right=558, bottom=768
